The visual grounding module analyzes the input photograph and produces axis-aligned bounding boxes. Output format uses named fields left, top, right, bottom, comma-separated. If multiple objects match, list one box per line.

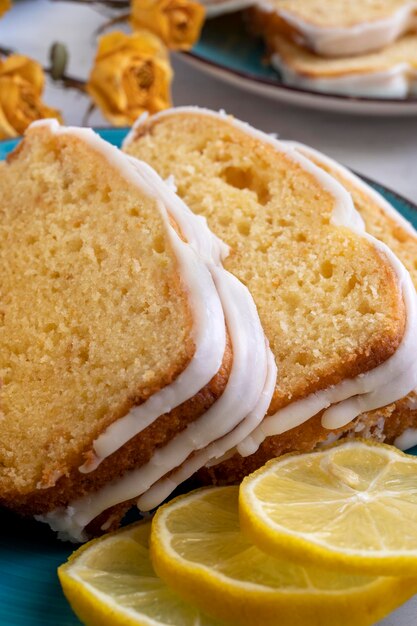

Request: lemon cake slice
left=250, top=0, right=417, bottom=57
left=284, top=140, right=417, bottom=450
left=0, top=120, right=274, bottom=540
left=123, top=106, right=417, bottom=489
left=266, top=32, right=417, bottom=98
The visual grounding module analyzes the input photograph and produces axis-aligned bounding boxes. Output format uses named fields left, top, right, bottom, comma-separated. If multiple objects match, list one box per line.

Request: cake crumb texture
left=126, top=112, right=405, bottom=416
left=0, top=126, right=195, bottom=498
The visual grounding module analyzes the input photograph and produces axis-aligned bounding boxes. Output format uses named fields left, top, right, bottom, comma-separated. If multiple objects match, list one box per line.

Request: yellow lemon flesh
left=58, top=520, right=225, bottom=626
left=150, top=485, right=417, bottom=626
left=239, top=440, right=417, bottom=576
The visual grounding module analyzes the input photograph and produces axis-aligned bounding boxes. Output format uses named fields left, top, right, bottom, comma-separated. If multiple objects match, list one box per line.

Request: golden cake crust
left=1, top=335, right=232, bottom=515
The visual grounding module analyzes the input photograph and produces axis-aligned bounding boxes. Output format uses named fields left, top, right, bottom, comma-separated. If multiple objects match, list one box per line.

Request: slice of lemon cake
left=250, top=0, right=417, bottom=57
left=0, top=120, right=274, bottom=540
left=284, top=140, right=417, bottom=450
left=123, top=106, right=417, bottom=490
left=209, top=142, right=417, bottom=481
left=266, top=32, right=417, bottom=98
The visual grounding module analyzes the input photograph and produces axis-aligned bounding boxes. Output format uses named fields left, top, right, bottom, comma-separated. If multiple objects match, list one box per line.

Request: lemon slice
left=150, top=485, right=417, bottom=626
left=58, top=520, right=225, bottom=626
left=239, top=440, right=417, bottom=576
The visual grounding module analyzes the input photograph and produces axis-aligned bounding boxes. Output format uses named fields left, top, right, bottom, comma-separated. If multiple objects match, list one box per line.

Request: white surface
left=0, top=1, right=417, bottom=622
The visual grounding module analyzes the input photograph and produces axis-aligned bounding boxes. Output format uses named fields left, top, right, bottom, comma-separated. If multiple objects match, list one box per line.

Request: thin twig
left=95, top=12, right=130, bottom=35
left=0, top=46, right=14, bottom=57
left=82, top=101, right=96, bottom=126
left=43, top=67, right=87, bottom=92
left=52, top=0, right=129, bottom=8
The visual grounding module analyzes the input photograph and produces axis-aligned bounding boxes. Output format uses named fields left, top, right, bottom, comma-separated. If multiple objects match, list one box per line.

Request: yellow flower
left=0, top=55, right=62, bottom=140
left=131, top=0, right=205, bottom=51
left=0, top=0, right=11, bottom=19
left=87, top=31, right=173, bottom=127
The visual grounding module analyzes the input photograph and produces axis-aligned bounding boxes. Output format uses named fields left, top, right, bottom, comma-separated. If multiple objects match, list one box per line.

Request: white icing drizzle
left=284, top=140, right=417, bottom=415
left=137, top=344, right=276, bottom=511
left=284, top=140, right=417, bottom=238
left=241, top=183, right=417, bottom=448
left=121, top=111, right=149, bottom=149
left=407, top=393, right=417, bottom=410
left=258, top=1, right=417, bottom=57
left=271, top=53, right=417, bottom=99
left=79, top=158, right=232, bottom=473
left=286, top=140, right=417, bottom=427
left=126, top=107, right=417, bottom=450
left=37, top=267, right=276, bottom=541
left=394, top=428, right=417, bottom=449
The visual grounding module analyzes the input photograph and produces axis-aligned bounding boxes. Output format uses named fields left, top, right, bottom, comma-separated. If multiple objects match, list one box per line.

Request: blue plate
left=0, top=127, right=416, bottom=626
left=188, top=13, right=417, bottom=116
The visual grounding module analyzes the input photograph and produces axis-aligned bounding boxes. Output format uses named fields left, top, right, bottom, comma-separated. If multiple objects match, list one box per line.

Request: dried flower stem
left=0, top=46, right=14, bottom=57
left=46, top=69, right=87, bottom=92
left=82, top=101, right=96, bottom=126
left=52, top=0, right=129, bottom=8
left=95, top=12, right=130, bottom=35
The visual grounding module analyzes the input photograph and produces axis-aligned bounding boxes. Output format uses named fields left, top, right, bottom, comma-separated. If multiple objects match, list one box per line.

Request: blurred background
left=0, top=0, right=416, bottom=200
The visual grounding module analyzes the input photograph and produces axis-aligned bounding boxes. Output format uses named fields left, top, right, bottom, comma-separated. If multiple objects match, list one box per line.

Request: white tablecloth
left=0, top=2, right=417, bottom=624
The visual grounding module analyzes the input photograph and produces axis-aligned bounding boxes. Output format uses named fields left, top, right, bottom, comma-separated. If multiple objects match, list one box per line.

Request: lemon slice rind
left=150, top=485, right=417, bottom=626
left=239, top=440, right=417, bottom=576
left=58, top=521, right=223, bottom=626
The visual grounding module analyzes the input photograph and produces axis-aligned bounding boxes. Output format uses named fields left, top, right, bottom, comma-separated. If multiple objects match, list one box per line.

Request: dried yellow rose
left=87, top=31, right=173, bottom=126
left=0, top=0, right=11, bottom=19
left=131, top=0, right=205, bottom=51
left=0, top=55, right=62, bottom=140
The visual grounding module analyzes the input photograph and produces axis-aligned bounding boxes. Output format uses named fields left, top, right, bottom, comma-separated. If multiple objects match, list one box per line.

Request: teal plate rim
left=187, top=48, right=417, bottom=106
left=189, top=13, right=417, bottom=106
left=0, top=126, right=417, bottom=626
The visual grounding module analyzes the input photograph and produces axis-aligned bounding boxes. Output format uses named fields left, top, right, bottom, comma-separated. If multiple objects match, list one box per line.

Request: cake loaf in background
left=249, top=0, right=417, bottom=57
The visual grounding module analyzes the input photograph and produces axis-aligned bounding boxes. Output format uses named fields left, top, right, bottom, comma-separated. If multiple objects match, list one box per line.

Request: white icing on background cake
left=258, top=1, right=417, bottom=57
left=271, top=54, right=417, bottom=99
